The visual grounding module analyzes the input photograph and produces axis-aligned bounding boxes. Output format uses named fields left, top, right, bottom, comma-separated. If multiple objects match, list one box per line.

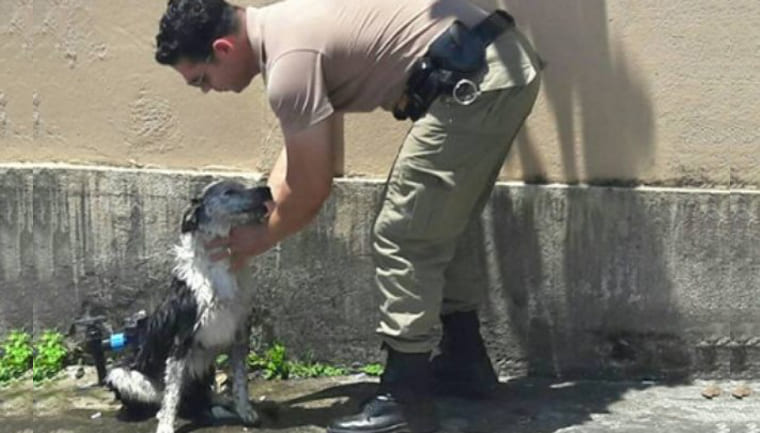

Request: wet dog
left=106, top=180, right=273, bottom=433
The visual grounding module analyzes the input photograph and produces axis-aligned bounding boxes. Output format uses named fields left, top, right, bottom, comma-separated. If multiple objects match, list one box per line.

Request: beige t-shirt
left=247, top=0, right=538, bottom=135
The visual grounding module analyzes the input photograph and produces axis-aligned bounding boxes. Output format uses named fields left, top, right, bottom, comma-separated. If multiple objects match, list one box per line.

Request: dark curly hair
left=155, top=0, right=240, bottom=65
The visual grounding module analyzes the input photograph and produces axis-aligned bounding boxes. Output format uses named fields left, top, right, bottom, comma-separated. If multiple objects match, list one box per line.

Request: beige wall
left=1, top=0, right=757, bottom=188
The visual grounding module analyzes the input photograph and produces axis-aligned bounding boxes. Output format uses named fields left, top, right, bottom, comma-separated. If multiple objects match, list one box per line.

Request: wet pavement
left=2, top=367, right=759, bottom=433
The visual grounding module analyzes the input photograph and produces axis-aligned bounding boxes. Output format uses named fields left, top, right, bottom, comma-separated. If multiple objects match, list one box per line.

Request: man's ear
left=212, top=37, right=235, bottom=57
left=181, top=200, right=201, bottom=233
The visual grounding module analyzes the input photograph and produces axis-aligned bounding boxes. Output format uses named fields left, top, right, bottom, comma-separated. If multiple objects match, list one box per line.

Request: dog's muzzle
left=252, top=186, right=273, bottom=204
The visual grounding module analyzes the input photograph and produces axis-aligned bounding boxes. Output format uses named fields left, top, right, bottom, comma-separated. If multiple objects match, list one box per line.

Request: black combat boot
left=431, top=310, right=499, bottom=399
left=327, top=347, right=438, bottom=433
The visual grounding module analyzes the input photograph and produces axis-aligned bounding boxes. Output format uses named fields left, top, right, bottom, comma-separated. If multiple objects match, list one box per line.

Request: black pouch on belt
left=393, top=10, right=515, bottom=121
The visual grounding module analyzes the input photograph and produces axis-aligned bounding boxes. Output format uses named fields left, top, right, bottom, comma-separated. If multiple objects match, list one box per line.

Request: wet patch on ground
left=1, top=367, right=758, bottom=433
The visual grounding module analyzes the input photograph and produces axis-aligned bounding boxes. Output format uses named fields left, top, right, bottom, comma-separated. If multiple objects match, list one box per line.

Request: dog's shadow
left=172, top=381, right=376, bottom=433
left=264, top=381, right=378, bottom=428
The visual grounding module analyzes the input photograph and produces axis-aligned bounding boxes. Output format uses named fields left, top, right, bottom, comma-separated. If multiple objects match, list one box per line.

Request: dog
left=105, top=180, right=273, bottom=433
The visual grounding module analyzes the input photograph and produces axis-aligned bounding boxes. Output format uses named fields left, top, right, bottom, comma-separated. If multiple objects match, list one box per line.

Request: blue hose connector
left=110, top=333, right=127, bottom=351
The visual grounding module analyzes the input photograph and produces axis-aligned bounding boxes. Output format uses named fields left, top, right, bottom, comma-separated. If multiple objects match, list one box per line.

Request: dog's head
left=181, top=180, right=273, bottom=236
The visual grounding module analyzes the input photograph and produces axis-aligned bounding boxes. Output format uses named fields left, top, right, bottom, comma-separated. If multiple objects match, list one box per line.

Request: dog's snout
left=245, top=186, right=274, bottom=219
left=253, top=186, right=273, bottom=203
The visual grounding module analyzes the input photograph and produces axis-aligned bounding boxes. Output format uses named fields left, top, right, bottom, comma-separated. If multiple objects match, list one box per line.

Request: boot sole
left=326, top=423, right=412, bottom=433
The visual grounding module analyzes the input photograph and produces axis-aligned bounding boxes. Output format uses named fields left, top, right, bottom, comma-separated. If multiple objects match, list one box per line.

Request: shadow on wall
left=419, top=2, right=688, bottom=430
left=469, top=185, right=690, bottom=382
left=447, top=0, right=676, bottom=379
left=476, top=0, right=656, bottom=184
left=425, top=0, right=678, bottom=382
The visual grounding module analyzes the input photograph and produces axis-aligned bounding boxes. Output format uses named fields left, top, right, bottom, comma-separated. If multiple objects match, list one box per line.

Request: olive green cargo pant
left=373, top=75, right=541, bottom=353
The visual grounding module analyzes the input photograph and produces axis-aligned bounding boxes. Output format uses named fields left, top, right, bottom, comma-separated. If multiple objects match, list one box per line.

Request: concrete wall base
left=1, top=164, right=757, bottom=380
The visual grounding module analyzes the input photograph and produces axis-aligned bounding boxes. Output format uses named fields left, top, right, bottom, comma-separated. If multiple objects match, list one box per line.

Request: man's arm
left=267, top=115, right=336, bottom=240
left=331, top=113, right=345, bottom=177
left=210, top=113, right=341, bottom=268
left=269, top=113, right=343, bottom=190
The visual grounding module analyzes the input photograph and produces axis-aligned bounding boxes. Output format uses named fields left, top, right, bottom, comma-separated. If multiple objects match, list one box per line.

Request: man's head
left=156, top=0, right=258, bottom=93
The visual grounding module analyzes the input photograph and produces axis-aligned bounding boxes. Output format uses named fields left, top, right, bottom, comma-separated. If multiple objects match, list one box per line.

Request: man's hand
left=206, top=223, right=278, bottom=271
left=205, top=114, right=341, bottom=271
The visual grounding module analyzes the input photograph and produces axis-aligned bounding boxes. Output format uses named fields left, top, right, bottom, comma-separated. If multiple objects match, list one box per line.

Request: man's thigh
left=378, top=80, right=540, bottom=244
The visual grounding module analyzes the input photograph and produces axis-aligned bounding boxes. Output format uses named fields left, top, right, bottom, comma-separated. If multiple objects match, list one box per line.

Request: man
left=155, top=0, right=541, bottom=432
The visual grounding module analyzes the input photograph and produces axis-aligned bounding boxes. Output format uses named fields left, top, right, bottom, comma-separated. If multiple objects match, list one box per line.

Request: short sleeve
left=266, top=51, right=334, bottom=136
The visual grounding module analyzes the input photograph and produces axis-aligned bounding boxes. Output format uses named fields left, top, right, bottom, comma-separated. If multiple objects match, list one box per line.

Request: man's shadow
left=484, top=0, right=657, bottom=184
left=233, top=377, right=648, bottom=433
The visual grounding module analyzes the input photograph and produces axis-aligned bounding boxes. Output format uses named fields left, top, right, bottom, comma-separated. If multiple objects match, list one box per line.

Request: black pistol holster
left=393, top=10, right=515, bottom=121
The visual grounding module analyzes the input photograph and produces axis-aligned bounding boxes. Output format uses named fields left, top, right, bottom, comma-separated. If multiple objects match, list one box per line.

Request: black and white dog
left=106, top=180, right=273, bottom=433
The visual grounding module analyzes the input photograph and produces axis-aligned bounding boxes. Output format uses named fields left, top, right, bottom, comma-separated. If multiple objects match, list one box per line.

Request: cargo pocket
left=392, top=160, right=460, bottom=241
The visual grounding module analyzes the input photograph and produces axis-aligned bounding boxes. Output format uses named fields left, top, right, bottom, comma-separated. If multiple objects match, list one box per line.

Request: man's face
left=173, top=41, right=256, bottom=93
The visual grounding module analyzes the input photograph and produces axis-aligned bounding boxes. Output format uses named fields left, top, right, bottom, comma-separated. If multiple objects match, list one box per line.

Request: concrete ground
left=2, top=368, right=758, bottom=433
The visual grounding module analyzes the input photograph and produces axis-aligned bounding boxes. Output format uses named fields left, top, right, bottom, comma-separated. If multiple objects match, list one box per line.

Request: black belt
left=393, top=10, right=515, bottom=121
left=474, top=9, right=515, bottom=45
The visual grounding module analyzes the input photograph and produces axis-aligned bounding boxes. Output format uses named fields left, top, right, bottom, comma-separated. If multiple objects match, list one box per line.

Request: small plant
left=290, top=361, right=347, bottom=378
left=248, top=342, right=291, bottom=380
left=215, top=354, right=229, bottom=368
left=287, top=351, right=346, bottom=378
left=0, top=330, right=33, bottom=384
left=360, top=363, right=384, bottom=377
left=33, top=331, right=68, bottom=383
left=247, top=343, right=350, bottom=380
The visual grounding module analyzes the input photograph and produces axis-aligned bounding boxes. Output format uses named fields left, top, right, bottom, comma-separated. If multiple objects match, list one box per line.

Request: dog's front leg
left=156, top=357, right=185, bottom=433
left=230, top=328, right=259, bottom=427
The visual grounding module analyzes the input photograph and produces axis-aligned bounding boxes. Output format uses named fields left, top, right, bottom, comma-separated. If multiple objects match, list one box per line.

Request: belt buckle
left=452, top=79, right=481, bottom=105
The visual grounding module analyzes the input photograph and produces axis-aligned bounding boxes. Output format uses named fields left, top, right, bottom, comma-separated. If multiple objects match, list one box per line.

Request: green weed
left=2, top=330, right=380, bottom=385
left=0, top=330, right=33, bottom=384
left=290, top=360, right=348, bottom=378
left=246, top=343, right=351, bottom=380
left=248, top=342, right=291, bottom=379
left=216, top=354, right=229, bottom=368
left=359, top=363, right=384, bottom=377
left=33, top=331, right=68, bottom=383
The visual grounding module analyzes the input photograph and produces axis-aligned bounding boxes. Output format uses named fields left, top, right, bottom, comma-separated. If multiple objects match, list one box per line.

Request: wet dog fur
left=105, top=180, right=272, bottom=433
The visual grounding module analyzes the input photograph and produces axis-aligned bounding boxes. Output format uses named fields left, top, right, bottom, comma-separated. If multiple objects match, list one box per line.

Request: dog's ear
left=181, top=199, right=201, bottom=233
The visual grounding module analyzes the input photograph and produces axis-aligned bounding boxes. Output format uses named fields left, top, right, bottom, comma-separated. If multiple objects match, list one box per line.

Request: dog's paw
left=235, top=401, right=260, bottom=427
left=155, top=422, right=175, bottom=433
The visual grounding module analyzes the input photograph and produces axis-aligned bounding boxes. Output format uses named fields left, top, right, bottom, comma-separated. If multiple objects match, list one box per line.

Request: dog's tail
left=105, top=367, right=163, bottom=405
